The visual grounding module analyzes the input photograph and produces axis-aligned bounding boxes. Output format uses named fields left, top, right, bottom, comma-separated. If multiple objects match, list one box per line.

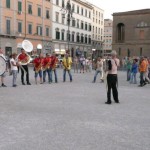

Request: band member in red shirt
left=43, top=53, right=52, bottom=83
left=18, top=48, right=31, bottom=85
left=33, top=53, right=43, bottom=84
left=50, top=52, right=58, bottom=83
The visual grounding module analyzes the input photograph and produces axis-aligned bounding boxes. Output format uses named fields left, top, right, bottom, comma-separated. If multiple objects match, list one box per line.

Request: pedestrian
left=10, top=53, right=18, bottom=87
left=130, top=59, right=138, bottom=84
left=92, top=56, right=104, bottom=83
left=0, top=48, right=7, bottom=87
left=105, top=50, right=120, bottom=104
left=62, top=53, right=73, bottom=82
left=17, top=48, right=31, bottom=85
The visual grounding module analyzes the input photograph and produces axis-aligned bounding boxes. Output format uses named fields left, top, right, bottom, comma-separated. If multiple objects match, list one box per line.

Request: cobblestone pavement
left=0, top=68, right=150, bottom=150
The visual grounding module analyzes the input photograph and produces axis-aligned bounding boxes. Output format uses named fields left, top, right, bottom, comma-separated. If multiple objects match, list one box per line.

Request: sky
left=87, top=0, right=150, bottom=19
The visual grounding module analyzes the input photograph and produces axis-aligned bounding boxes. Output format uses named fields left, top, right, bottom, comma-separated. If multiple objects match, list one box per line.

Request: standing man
left=0, top=48, right=7, bottom=87
left=62, top=53, right=73, bottom=82
left=92, top=57, right=104, bottom=83
left=18, top=48, right=31, bottom=85
left=50, top=52, right=58, bottom=83
left=105, top=50, right=120, bottom=104
left=10, top=53, right=18, bottom=87
left=43, top=53, right=51, bottom=83
left=33, top=53, right=43, bottom=84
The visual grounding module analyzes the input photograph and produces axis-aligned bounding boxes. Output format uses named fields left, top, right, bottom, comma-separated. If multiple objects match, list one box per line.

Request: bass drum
left=0, top=56, right=6, bottom=76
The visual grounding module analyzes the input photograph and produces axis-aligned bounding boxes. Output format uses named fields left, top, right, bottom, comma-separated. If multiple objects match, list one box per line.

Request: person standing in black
left=18, top=49, right=31, bottom=85
left=105, top=50, right=120, bottom=104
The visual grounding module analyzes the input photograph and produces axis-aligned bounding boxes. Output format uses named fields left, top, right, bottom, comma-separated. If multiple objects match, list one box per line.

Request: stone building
left=112, top=9, right=150, bottom=58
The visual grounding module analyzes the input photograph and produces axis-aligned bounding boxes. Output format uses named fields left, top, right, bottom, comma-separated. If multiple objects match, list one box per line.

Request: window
left=117, top=23, right=125, bottom=42
left=62, top=0, right=65, bottom=7
left=28, top=24, right=32, bottom=34
left=6, top=0, right=10, bottom=8
left=18, top=1, right=22, bottom=11
left=67, top=32, right=70, bottom=41
left=6, top=19, right=11, bottom=34
left=81, top=8, right=83, bottom=15
left=81, top=35, right=84, bottom=43
left=88, top=36, right=91, bottom=44
left=85, top=36, right=87, bottom=43
left=76, top=34, right=80, bottom=42
left=85, top=9, right=87, bottom=17
left=85, top=23, right=87, bottom=30
left=62, top=14, right=65, bottom=24
left=56, top=30, right=60, bottom=39
left=139, top=30, right=144, bottom=39
left=38, top=7, right=41, bottom=17
left=18, top=22, right=22, bottom=33
left=81, top=22, right=84, bottom=29
left=46, top=27, right=49, bottom=36
left=77, top=20, right=79, bottom=28
left=127, top=49, right=130, bottom=57
left=89, top=24, right=91, bottom=31
left=72, top=33, right=74, bottom=42
left=46, top=10, right=50, bottom=19
left=61, top=31, right=64, bottom=40
left=77, top=6, right=79, bottom=14
left=119, top=48, right=121, bottom=56
left=89, top=11, right=91, bottom=18
left=56, top=12, right=59, bottom=22
left=140, top=47, right=143, bottom=56
left=72, top=4, right=75, bottom=12
left=72, top=19, right=75, bottom=27
left=56, top=0, right=59, bottom=6
left=37, top=26, right=42, bottom=35
left=28, top=4, right=32, bottom=14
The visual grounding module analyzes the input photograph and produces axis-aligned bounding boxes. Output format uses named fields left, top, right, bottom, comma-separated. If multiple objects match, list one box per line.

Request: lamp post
left=61, top=0, right=74, bottom=54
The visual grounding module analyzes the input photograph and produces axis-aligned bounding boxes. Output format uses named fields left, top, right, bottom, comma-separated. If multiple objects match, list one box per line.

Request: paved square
left=0, top=68, right=150, bottom=150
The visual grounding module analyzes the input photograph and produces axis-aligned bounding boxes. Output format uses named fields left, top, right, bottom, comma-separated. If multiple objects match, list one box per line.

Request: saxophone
left=43, top=61, right=50, bottom=71
left=35, top=59, right=43, bottom=73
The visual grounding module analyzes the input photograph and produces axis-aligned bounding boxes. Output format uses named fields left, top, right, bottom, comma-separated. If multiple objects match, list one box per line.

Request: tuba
left=16, top=40, right=33, bottom=65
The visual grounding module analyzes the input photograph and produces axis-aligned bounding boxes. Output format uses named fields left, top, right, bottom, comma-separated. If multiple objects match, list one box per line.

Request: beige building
left=112, top=9, right=150, bottom=58
left=103, top=19, right=113, bottom=56
left=0, top=0, right=51, bottom=56
left=51, top=0, right=93, bottom=58
left=91, top=4, right=104, bottom=57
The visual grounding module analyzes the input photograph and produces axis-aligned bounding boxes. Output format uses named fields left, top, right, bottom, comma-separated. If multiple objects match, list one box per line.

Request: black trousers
left=21, top=65, right=29, bottom=83
left=107, top=74, right=119, bottom=102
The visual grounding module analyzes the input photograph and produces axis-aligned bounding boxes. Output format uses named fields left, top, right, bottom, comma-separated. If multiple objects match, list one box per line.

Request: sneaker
left=27, top=82, right=31, bottom=85
left=105, top=101, right=111, bottom=104
left=22, top=82, right=25, bottom=85
left=1, top=84, right=7, bottom=87
left=12, top=85, right=17, bottom=87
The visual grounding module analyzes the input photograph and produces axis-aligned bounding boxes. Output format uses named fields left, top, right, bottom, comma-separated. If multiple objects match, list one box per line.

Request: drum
left=0, top=56, right=6, bottom=76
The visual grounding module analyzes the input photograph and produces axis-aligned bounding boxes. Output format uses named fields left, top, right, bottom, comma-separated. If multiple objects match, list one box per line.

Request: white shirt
left=108, top=58, right=120, bottom=74
left=10, top=58, right=18, bottom=71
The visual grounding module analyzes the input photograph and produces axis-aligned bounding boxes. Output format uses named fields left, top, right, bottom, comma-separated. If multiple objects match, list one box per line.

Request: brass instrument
left=35, top=63, right=42, bottom=73
left=43, top=62, right=50, bottom=71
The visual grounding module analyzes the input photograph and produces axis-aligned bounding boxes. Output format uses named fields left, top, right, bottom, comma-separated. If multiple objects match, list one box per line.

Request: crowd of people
left=1, top=47, right=150, bottom=104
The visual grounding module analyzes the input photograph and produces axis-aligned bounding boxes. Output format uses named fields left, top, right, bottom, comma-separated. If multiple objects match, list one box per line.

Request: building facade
left=0, top=0, right=52, bottom=56
left=91, top=4, right=104, bottom=57
left=51, top=0, right=93, bottom=58
left=103, top=19, right=112, bottom=56
left=112, top=9, right=150, bottom=58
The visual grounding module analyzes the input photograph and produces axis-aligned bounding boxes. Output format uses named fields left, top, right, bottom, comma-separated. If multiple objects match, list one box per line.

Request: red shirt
left=50, top=56, right=58, bottom=68
left=33, top=57, right=43, bottom=68
left=43, top=57, right=51, bottom=67
left=18, top=53, right=28, bottom=62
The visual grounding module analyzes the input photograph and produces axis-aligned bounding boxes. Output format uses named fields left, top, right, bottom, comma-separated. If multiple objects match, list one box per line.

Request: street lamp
left=61, top=0, right=74, bottom=54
